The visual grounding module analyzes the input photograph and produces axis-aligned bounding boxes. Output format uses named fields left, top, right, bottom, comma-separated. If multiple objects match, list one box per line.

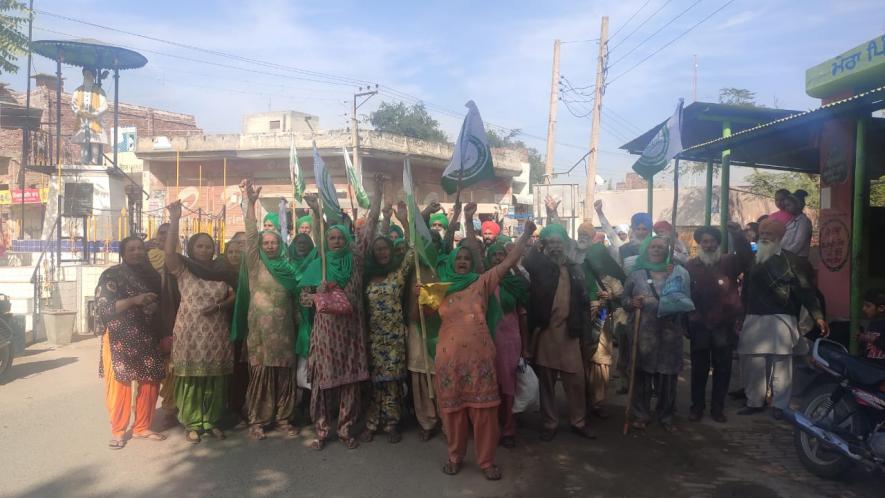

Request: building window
left=269, top=120, right=281, bottom=130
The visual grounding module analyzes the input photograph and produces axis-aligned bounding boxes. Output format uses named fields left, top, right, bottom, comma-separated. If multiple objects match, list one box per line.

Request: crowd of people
left=96, top=178, right=843, bottom=480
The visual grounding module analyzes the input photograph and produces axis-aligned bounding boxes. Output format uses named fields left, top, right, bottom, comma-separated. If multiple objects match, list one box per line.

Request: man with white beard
left=686, top=224, right=753, bottom=423
left=737, top=219, right=828, bottom=419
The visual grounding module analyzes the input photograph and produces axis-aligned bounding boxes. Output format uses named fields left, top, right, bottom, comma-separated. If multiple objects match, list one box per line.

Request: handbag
left=313, top=283, right=353, bottom=315
left=513, top=358, right=540, bottom=413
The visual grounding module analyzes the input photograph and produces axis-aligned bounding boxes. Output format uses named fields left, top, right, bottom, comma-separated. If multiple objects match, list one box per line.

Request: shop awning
left=678, top=85, right=885, bottom=173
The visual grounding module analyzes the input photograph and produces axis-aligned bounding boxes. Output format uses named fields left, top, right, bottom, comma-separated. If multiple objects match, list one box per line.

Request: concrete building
left=136, top=112, right=528, bottom=239
left=0, top=74, right=202, bottom=240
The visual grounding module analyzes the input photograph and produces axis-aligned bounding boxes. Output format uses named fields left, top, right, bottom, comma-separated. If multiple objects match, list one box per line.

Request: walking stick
left=623, top=306, right=642, bottom=435
left=318, top=194, right=327, bottom=282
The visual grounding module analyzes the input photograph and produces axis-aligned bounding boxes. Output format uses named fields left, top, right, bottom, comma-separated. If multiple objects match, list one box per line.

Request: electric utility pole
left=544, top=39, right=561, bottom=184
left=351, top=85, right=378, bottom=174
left=584, top=16, right=608, bottom=221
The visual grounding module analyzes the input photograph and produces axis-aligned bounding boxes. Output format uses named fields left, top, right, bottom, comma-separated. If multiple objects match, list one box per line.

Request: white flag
left=441, top=100, right=495, bottom=194
left=632, top=99, right=684, bottom=179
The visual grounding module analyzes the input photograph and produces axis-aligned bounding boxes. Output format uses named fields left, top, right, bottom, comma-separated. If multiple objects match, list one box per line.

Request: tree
left=0, top=0, right=28, bottom=75
left=486, top=129, right=544, bottom=186
left=719, top=87, right=758, bottom=107
left=746, top=169, right=820, bottom=209
left=368, top=101, right=448, bottom=143
left=871, top=176, right=885, bottom=207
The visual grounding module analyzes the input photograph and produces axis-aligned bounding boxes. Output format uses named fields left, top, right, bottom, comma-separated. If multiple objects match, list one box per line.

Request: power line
left=35, top=9, right=371, bottom=88
left=609, top=0, right=673, bottom=51
left=603, top=107, right=643, bottom=134
left=609, top=0, right=653, bottom=41
left=607, top=0, right=736, bottom=85
left=608, top=0, right=703, bottom=68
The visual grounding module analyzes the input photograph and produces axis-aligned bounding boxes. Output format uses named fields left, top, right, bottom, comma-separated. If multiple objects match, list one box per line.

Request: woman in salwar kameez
left=96, top=237, right=168, bottom=449
left=430, top=220, right=535, bottom=481
left=231, top=180, right=302, bottom=440
left=299, top=175, right=383, bottom=450
left=623, top=236, right=687, bottom=432
left=484, top=242, right=529, bottom=449
left=360, top=202, right=414, bottom=444
left=164, top=201, right=236, bottom=442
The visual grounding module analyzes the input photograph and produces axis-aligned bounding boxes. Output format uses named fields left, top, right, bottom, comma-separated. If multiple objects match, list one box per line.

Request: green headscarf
left=285, top=232, right=317, bottom=357
left=296, top=215, right=313, bottom=233
left=300, top=225, right=354, bottom=288
left=364, top=236, right=401, bottom=279
left=230, top=230, right=301, bottom=342
left=633, top=235, right=671, bottom=272
left=429, top=212, right=449, bottom=230
left=388, top=224, right=404, bottom=240
left=485, top=242, right=528, bottom=313
left=581, top=243, right=626, bottom=300
left=438, top=247, right=503, bottom=336
left=495, top=234, right=513, bottom=245
left=540, top=223, right=569, bottom=241
left=263, top=213, right=281, bottom=232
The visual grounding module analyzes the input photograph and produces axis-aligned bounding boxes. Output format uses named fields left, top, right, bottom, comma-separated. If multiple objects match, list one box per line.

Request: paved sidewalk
left=1, top=337, right=881, bottom=497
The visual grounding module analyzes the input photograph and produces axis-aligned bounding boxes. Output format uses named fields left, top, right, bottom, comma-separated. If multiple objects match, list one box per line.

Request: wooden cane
left=623, top=306, right=643, bottom=435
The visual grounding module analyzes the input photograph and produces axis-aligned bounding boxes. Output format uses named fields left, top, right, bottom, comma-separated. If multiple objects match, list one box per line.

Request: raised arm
left=483, top=221, right=536, bottom=290
left=464, top=202, right=478, bottom=242
left=595, top=200, right=623, bottom=250
left=394, top=200, right=410, bottom=246
left=442, top=199, right=462, bottom=254
left=381, top=202, right=393, bottom=238
left=164, top=200, right=184, bottom=274
left=303, top=193, right=323, bottom=245
left=240, top=179, right=262, bottom=269
left=544, top=195, right=562, bottom=226
left=358, top=174, right=385, bottom=254
left=421, top=200, right=442, bottom=226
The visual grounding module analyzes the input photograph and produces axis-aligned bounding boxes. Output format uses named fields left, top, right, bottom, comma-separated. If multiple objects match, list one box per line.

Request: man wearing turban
left=522, top=222, right=596, bottom=441
left=685, top=224, right=752, bottom=423
left=737, top=219, right=828, bottom=419
left=481, top=220, right=502, bottom=247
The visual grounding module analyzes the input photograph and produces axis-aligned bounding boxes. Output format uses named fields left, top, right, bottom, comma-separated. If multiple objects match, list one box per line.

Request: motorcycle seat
left=821, top=346, right=885, bottom=386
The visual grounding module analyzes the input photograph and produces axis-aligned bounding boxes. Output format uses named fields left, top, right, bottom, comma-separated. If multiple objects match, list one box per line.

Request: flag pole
left=318, top=193, right=327, bottom=282
left=407, top=156, right=435, bottom=399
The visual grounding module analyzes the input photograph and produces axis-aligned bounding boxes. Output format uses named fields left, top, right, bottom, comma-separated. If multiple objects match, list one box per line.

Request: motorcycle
left=787, top=338, right=885, bottom=478
left=0, top=293, right=14, bottom=379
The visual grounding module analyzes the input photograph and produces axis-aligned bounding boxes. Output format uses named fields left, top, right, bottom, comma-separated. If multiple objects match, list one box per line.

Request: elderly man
left=686, top=224, right=752, bottom=423
left=480, top=220, right=501, bottom=247
left=523, top=223, right=595, bottom=441
left=738, top=219, right=828, bottom=418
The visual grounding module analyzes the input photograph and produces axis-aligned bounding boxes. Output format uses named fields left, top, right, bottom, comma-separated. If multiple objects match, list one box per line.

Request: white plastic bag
left=296, top=356, right=312, bottom=390
left=513, top=358, right=540, bottom=413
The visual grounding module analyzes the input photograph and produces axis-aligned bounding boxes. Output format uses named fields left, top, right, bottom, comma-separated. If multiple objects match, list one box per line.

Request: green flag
left=312, top=141, right=341, bottom=224
left=404, top=157, right=438, bottom=272
left=342, top=147, right=370, bottom=209
left=289, top=134, right=305, bottom=203
left=441, top=100, right=495, bottom=194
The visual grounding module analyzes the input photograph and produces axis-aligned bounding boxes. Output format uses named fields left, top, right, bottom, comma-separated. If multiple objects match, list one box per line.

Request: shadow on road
left=1, top=357, right=78, bottom=385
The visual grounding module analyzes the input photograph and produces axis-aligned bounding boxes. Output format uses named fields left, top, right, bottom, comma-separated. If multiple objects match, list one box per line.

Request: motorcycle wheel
left=793, top=383, right=854, bottom=479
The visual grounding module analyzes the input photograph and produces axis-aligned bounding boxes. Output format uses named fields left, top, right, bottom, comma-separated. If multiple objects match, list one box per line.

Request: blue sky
left=8, top=0, right=885, bottom=186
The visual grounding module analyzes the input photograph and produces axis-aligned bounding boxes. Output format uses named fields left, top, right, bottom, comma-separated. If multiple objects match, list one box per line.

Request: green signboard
left=806, top=34, right=885, bottom=98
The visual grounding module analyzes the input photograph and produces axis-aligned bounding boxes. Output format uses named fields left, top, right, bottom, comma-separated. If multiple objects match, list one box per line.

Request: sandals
left=280, top=424, right=300, bottom=438
left=340, top=436, right=359, bottom=450
left=661, top=423, right=678, bottom=433
left=500, top=435, right=516, bottom=449
left=186, top=430, right=201, bottom=444
left=310, top=438, right=326, bottom=451
left=483, top=465, right=502, bottom=481
left=631, top=421, right=648, bottom=431
left=442, top=460, right=461, bottom=476
left=108, top=439, right=126, bottom=450
left=132, top=432, right=167, bottom=441
left=209, top=428, right=226, bottom=440
left=387, top=428, right=402, bottom=444
left=358, top=428, right=375, bottom=443
left=249, top=426, right=266, bottom=440
left=539, top=429, right=557, bottom=442
left=418, top=427, right=437, bottom=442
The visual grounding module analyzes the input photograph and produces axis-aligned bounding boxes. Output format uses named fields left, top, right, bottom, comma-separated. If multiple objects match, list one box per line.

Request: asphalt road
left=1, top=336, right=882, bottom=498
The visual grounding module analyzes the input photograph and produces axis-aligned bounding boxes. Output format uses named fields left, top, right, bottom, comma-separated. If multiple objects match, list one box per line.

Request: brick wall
left=0, top=77, right=202, bottom=187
